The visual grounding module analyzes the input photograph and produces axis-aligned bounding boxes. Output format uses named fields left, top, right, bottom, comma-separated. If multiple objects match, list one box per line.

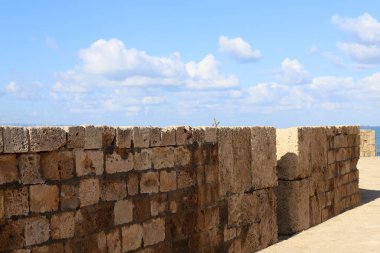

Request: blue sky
left=1, top=1, right=380, bottom=127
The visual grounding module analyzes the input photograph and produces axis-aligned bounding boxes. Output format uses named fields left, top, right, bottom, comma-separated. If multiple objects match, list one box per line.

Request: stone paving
left=260, top=156, right=380, bottom=253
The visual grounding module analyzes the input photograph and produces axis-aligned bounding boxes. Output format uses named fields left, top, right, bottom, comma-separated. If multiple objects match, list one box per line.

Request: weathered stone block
left=102, top=126, right=115, bottom=147
left=64, top=126, right=85, bottom=148
left=0, top=127, right=3, bottom=153
left=30, top=243, right=64, bottom=253
left=178, top=168, right=195, bottom=189
left=142, top=218, right=165, bottom=246
left=105, top=151, right=133, bottom=174
left=204, top=127, right=218, bottom=143
left=0, top=190, right=4, bottom=219
left=133, top=127, right=150, bottom=148
left=121, top=224, right=143, bottom=251
left=114, top=200, right=134, bottom=225
left=60, top=183, right=80, bottom=210
left=150, top=193, right=168, bottom=216
left=277, top=179, right=310, bottom=234
left=176, top=126, right=193, bottom=145
left=115, top=127, right=133, bottom=148
left=150, top=127, right=162, bottom=147
left=75, top=149, right=104, bottom=176
left=140, top=172, right=159, bottom=194
left=4, top=187, right=29, bottom=217
left=79, top=178, right=100, bottom=207
left=29, top=127, right=66, bottom=152
left=0, top=219, right=26, bottom=250
left=251, top=127, right=277, bottom=189
left=161, top=127, right=176, bottom=146
left=133, top=197, right=151, bottom=222
left=127, top=173, right=139, bottom=196
left=174, top=146, right=191, bottom=167
left=160, top=170, right=176, bottom=192
left=40, top=151, right=74, bottom=180
left=25, top=217, right=50, bottom=246
left=0, top=154, right=19, bottom=184
left=84, top=125, right=102, bottom=149
left=152, top=147, right=174, bottom=169
left=3, top=127, right=29, bottom=153
left=18, top=154, right=44, bottom=184
left=134, top=149, right=152, bottom=170
left=51, top=212, right=75, bottom=239
left=100, top=178, right=126, bottom=201
left=30, top=185, right=58, bottom=213
left=106, top=228, right=121, bottom=253
left=196, top=206, right=219, bottom=231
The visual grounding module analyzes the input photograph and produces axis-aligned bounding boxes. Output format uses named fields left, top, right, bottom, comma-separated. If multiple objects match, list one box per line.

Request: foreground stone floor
left=260, top=157, right=380, bottom=253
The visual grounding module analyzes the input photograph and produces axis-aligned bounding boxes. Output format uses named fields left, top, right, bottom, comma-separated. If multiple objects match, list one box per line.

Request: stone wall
left=360, top=129, right=376, bottom=157
left=276, top=126, right=360, bottom=235
left=0, top=125, right=278, bottom=253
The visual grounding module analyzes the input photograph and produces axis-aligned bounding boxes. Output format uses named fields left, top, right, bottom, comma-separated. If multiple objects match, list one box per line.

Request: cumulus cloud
left=336, top=42, right=380, bottom=63
left=218, top=35, right=261, bottom=62
left=278, top=58, right=310, bottom=85
left=5, top=81, right=44, bottom=99
left=332, top=13, right=380, bottom=44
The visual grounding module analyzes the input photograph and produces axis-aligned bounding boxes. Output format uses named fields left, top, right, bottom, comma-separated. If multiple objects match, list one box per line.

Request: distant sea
left=361, top=126, right=380, bottom=156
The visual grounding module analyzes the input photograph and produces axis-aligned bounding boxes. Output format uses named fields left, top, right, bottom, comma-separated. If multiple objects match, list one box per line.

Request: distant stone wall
left=0, top=125, right=278, bottom=253
left=360, top=129, right=376, bottom=157
left=276, top=126, right=360, bottom=235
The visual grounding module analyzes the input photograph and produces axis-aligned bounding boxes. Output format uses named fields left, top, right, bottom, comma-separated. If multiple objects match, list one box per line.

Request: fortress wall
left=0, top=126, right=278, bottom=253
left=360, top=129, right=376, bottom=157
left=276, top=126, right=360, bottom=235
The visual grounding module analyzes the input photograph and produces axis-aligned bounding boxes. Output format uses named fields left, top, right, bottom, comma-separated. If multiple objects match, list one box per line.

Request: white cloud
left=332, top=13, right=380, bottom=44
left=6, top=81, right=18, bottom=92
left=218, top=35, right=261, bottom=62
left=278, top=58, right=310, bottom=85
left=5, top=81, right=44, bottom=99
left=336, top=42, right=380, bottom=63
left=309, top=45, right=319, bottom=54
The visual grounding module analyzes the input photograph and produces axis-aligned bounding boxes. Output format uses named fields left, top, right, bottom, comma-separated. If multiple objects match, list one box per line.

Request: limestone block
left=133, top=127, right=150, bottom=148
left=333, top=134, right=348, bottom=148
left=133, top=197, right=151, bottom=222
left=140, top=172, right=159, bottom=194
left=100, top=178, right=126, bottom=201
left=75, top=149, right=104, bottom=176
left=192, top=127, right=205, bottom=144
left=224, top=225, right=237, bottom=242
left=205, top=164, right=218, bottom=185
left=114, top=200, right=134, bottom=225
left=277, top=179, right=310, bottom=234
left=25, top=217, right=50, bottom=246
left=29, top=127, right=66, bottom=152
left=105, top=151, right=133, bottom=174
left=30, top=184, right=58, bottom=213
left=217, top=128, right=234, bottom=197
left=0, top=154, right=19, bottom=184
left=64, top=126, right=85, bottom=148
left=40, top=151, right=74, bottom=180
left=160, top=170, right=177, bottom=192
left=150, top=193, right=168, bottom=216
left=196, top=206, right=219, bottom=231
left=121, top=224, right=143, bottom=251
left=0, top=127, right=3, bottom=153
left=106, top=228, right=122, bottom=253
left=134, top=149, right=152, bottom=170
left=0, top=219, right=26, bottom=250
left=127, top=173, right=139, bottom=196
left=174, top=146, right=191, bottom=167
left=176, top=126, right=193, bottom=145
left=51, top=212, right=75, bottom=239
left=116, top=127, right=133, bottom=148
left=152, top=147, right=174, bottom=169
left=251, top=127, right=277, bottom=189
left=30, top=243, right=64, bottom=253
left=204, top=127, right=218, bottom=143
left=161, top=127, right=176, bottom=146
left=102, top=126, right=116, bottom=147
left=79, top=178, right=100, bottom=207
left=4, top=187, right=29, bottom=217
left=150, top=127, right=162, bottom=147
left=142, top=218, right=165, bottom=246
left=60, top=184, right=79, bottom=210
left=178, top=168, right=195, bottom=189
left=309, top=194, right=322, bottom=226
left=84, top=125, right=102, bottom=149
left=3, top=127, right=29, bottom=153
left=18, top=154, right=44, bottom=184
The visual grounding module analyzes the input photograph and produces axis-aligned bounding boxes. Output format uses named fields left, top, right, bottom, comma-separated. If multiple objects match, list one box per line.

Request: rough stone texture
left=30, top=184, right=59, bottom=213
left=114, top=200, right=134, bottom=225
left=4, top=187, right=29, bottom=217
left=75, top=150, right=104, bottom=176
left=152, top=147, right=174, bottom=169
left=360, top=129, right=375, bottom=157
left=0, top=127, right=3, bottom=153
left=60, top=184, right=80, bottom=210
left=0, top=190, right=4, bottom=219
left=79, top=178, right=100, bottom=207
left=127, top=173, right=139, bottom=196
left=29, top=127, right=66, bottom=152
left=65, top=126, right=85, bottom=149
left=3, top=127, right=29, bottom=153
left=25, top=217, right=50, bottom=246
left=133, top=127, right=150, bottom=148
left=140, top=172, right=159, bottom=194
left=0, top=219, right=26, bottom=250
left=100, top=178, right=126, bottom=201
left=160, top=170, right=176, bottom=192
left=84, top=125, right=103, bottom=149
left=51, top=212, right=75, bottom=239
left=134, top=149, right=152, bottom=170
left=18, top=154, right=44, bottom=184
left=40, top=151, right=74, bottom=180
left=160, top=127, right=176, bottom=146
left=105, top=151, right=133, bottom=174
left=102, top=126, right=116, bottom=147
left=106, top=228, right=122, bottom=253
left=115, top=127, right=133, bottom=148
left=277, top=179, right=310, bottom=234
left=122, top=224, right=143, bottom=252
left=176, top=126, right=193, bottom=145
left=142, top=218, right=165, bottom=246
left=0, top=154, right=19, bottom=184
